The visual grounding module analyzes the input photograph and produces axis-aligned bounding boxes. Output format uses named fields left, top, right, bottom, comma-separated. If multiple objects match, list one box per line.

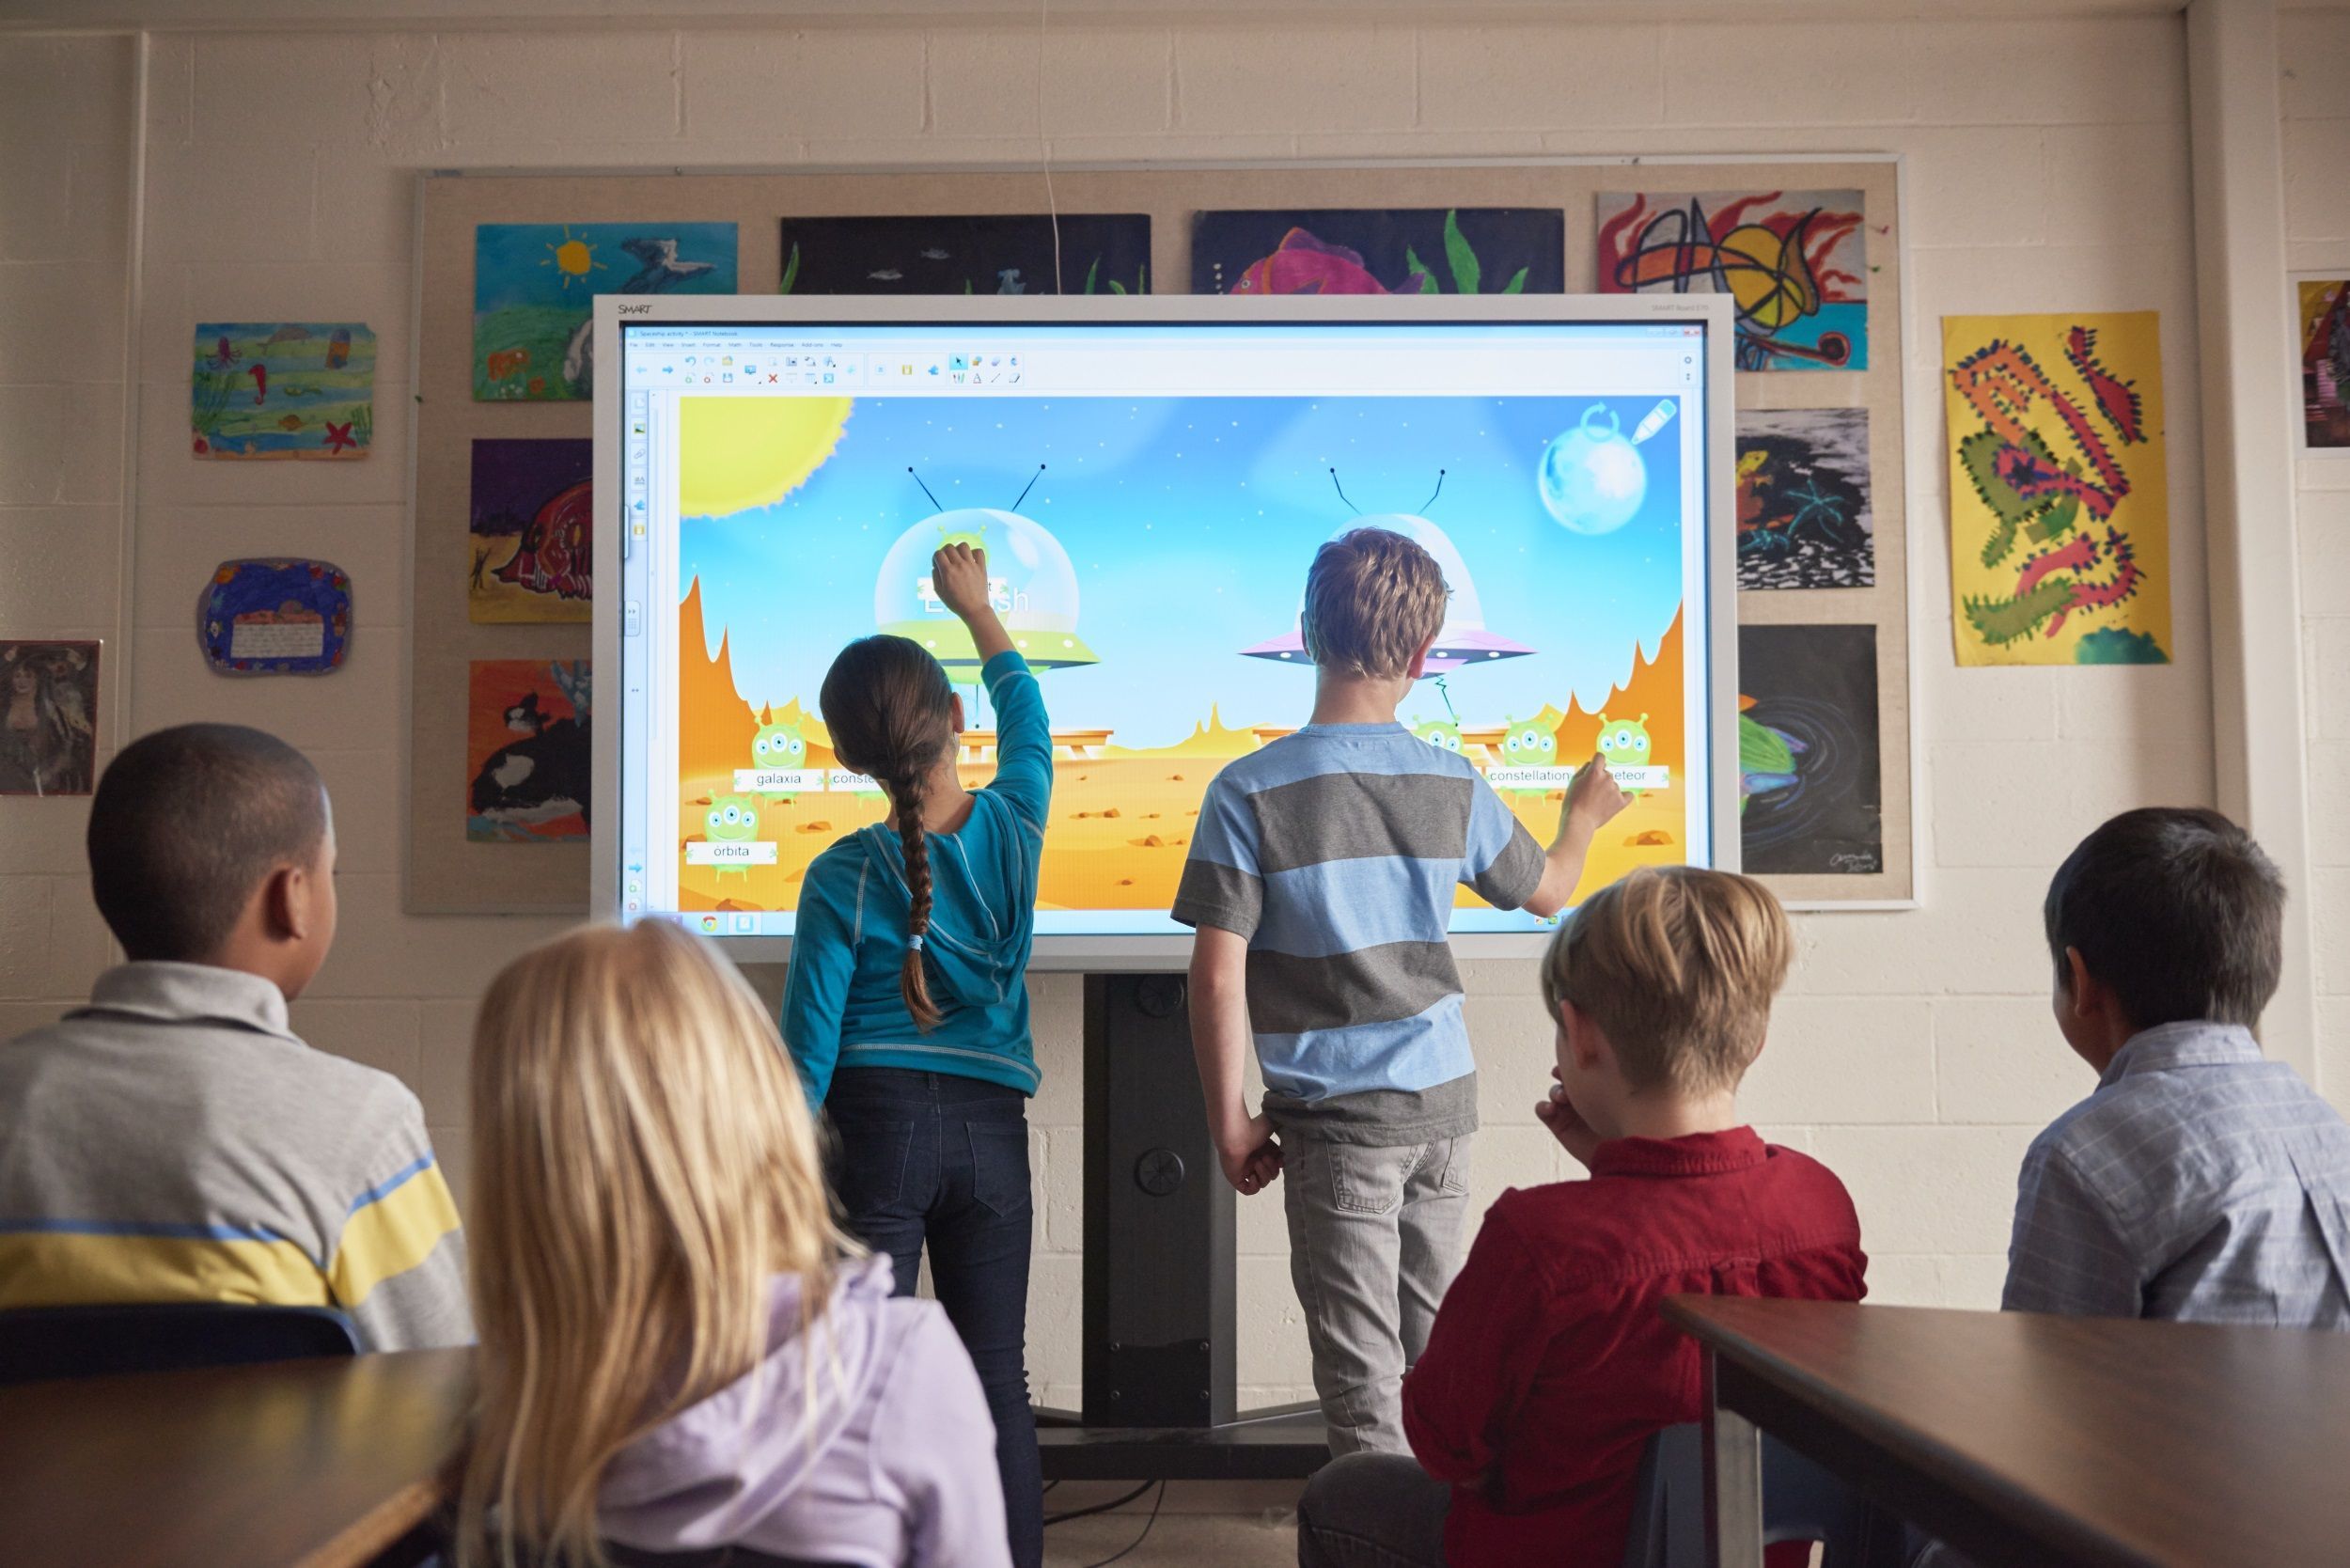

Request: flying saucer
left=1241, top=512, right=1535, bottom=672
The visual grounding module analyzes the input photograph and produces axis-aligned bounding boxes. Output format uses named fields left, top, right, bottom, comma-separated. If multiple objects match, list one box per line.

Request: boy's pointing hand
left=1563, top=751, right=1632, bottom=838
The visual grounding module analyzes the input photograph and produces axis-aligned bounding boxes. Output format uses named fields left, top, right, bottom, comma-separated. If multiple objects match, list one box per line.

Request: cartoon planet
left=1540, top=403, right=1648, bottom=535
left=1241, top=513, right=1535, bottom=672
left=875, top=507, right=1097, bottom=677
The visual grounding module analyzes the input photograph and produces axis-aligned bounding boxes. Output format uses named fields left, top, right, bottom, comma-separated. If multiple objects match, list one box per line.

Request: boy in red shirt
left=1296, top=866, right=1868, bottom=1568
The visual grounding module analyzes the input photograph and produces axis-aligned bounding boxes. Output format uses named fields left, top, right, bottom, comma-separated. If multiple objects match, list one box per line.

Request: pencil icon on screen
left=1630, top=399, right=1679, bottom=446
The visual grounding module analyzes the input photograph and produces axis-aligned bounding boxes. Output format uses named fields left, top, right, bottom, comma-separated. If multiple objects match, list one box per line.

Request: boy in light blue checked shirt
left=1173, top=526, right=1629, bottom=1456
left=2006, top=807, right=2350, bottom=1326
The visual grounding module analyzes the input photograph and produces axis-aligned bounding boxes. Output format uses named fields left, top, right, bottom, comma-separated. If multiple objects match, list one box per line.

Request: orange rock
left=1626, top=829, right=1674, bottom=846
left=1102, top=807, right=1122, bottom=819
left=798, top=821, right=834, bottom=834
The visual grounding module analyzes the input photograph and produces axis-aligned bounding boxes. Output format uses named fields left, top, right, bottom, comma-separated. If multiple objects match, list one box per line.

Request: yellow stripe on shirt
left=326, top=1159, right=462, bottom=1309
left=0, top=1230, right=330, bottom=1310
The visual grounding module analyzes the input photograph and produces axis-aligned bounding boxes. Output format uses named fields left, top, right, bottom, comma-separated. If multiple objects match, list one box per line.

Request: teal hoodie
left=782, top=651, right=1050, bottom=1102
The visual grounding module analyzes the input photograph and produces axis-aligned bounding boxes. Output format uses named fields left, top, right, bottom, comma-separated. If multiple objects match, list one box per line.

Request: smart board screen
left=612, top=317, right=1716, bottom=942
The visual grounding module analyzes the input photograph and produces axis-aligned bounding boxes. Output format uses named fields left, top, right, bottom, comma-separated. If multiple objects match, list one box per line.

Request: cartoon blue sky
left=682, top=393, right=1689, bottom=750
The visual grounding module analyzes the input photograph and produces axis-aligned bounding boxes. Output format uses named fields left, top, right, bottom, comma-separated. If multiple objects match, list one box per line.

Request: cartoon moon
left=1539, top=404, right=1648, bottom=536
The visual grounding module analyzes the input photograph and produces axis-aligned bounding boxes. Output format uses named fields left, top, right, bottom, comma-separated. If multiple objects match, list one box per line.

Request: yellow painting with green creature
left=1942, top=311, right=2170, bottom=666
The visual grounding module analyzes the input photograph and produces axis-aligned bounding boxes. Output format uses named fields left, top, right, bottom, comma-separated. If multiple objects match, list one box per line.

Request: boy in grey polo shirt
left=1174, top=526, right=1628, bottom=1455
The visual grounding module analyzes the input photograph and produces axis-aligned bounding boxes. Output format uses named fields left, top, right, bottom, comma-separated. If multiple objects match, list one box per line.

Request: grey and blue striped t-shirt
left=1171, top=723, right=1546, bottom=1140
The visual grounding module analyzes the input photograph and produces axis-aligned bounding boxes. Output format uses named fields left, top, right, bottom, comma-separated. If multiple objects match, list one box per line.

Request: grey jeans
left=1280, top=1131, right=1472, bottom=1457
left=1296, top=1451, right=1451, bottom=1568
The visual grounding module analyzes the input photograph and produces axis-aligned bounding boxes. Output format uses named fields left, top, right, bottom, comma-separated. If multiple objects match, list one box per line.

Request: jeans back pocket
left=968, top=1120, right=1033, bottom=1219
left=832, top=1117, right=917, bottom=1218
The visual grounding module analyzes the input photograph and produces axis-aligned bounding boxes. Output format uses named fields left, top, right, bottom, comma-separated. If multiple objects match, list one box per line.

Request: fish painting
left=1193, top=209, right=1560, bottom=297
left=1233, top=228, right=1423, bottom=296
left=778, top=214, right=1150, bottom=296
left=265, top=325, right=311, bottom=347
left=277, top=414, right=305, bottom=431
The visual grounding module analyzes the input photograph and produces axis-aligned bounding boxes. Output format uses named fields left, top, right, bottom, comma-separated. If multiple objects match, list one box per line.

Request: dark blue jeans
left=824, top=1068, right=1042, bottom=1568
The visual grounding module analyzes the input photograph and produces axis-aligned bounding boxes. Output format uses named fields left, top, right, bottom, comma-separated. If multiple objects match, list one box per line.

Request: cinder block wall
left=0, top=10, right=2261, bottom=1407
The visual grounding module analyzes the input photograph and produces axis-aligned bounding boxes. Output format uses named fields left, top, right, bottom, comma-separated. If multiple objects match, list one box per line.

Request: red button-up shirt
left=1402, top=1127, right=1867, bottom=1568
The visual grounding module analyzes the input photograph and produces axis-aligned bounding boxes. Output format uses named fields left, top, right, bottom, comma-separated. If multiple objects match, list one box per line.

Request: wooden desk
left=1663, top=1296, right=2350, bottom=1568
left=0, top=1348, right=473, bottom=1568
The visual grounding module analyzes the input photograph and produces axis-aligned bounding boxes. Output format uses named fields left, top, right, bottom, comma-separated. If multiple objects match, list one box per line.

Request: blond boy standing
left=1173, top=527, right=1628, bottom=1455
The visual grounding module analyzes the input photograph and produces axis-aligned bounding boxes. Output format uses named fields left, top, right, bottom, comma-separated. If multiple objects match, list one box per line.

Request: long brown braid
left=819, top=635, right=958, bottom=1031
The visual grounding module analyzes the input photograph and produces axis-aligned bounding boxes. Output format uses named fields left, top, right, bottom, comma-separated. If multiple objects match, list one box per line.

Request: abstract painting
left=1596, top=191, right=1868, bottom=370
left=1737, top=623, right=1882, bottom=876
left=192, top=323, right=373, bottom=459
left=466, top=659, right=591, bottom=842
left=473, top=223, right=737, bottom=401
left=1735, top=408, right=1874, bottom=589
left=1943, top=312, right=2170, bottom=666
left=2300, top=277, right=2350, bottom=450
left=1190, top=209, right=1564, bottom=296
left=198, top=558, right=352, bottom=676
left=0, top=640, right=99, bottom=796
left=469, top=439, right=592, bottom=623
left=779, top=214, right=1151, bottom=296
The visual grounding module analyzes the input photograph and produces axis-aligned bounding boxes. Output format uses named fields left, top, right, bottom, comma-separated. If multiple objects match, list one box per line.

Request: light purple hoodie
left=600, top=1256, right=1011, bottom=1568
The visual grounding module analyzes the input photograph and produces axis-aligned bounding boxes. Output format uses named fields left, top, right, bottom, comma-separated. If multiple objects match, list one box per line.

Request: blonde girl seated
left=457, top=920, right=1010, bottom=1568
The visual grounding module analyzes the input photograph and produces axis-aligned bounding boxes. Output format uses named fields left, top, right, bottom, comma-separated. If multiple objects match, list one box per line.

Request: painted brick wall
left=2286, top=8, right=2350, bottom=1118
left=0, top=12, right=2224, bottom=1407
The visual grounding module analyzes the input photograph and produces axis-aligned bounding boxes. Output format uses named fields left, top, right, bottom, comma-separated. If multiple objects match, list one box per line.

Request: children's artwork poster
left=1596, top=191, right=1868, bottom=371
left=0, top=640, right=99, bottom=797
left=192, top=323, right=373, bottom=459
left=474, top=223, right=737, bottom=401
left=1189, top=209, right=1564, bottom=297
left=466, top=660, right=591, bottom=842
left=469, top=440, right=592, bottom=622
left=197, top=559, right=352, bottom=676
left=1735, top=408, right=1874, bottom=590
left=1737, top=624, right=1882, bottom=877
left=2299, top=278, right=2350, bottom=451
left=1942, top=311, right=2170, bottom=666
left=779, top=214, right=1152, bottom=296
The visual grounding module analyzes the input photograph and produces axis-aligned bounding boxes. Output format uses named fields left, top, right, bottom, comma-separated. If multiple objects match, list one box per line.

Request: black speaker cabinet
left=1082, top=973, right=1237, bottom=1428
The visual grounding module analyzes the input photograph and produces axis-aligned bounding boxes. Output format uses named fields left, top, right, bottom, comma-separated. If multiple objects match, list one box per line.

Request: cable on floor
left=1081, top=1480, right=1166, bottom=1568
left=1042, top=1479, right=1153, bottom=1527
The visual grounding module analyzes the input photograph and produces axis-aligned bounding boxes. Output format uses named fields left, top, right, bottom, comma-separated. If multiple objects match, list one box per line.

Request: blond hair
left=1301, top=526, right=1449, bottom=680
left=1540, top=867, right=1794, bottom=1093
left=458, top=920, right=857, bottom=1568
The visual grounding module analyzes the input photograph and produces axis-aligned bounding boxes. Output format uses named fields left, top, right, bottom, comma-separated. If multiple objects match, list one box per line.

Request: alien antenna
left=1009, top=463, right=1046, bottom=511
left=1329, top=467, right=1358, bottom=513
left=1418, top=469, right=1448, bottom=513
left=906, top=466, right=944, bottom=510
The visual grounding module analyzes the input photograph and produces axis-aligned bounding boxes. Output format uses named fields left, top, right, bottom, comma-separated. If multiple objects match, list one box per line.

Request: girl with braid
left=784, top=541, right=1053, bottom=1568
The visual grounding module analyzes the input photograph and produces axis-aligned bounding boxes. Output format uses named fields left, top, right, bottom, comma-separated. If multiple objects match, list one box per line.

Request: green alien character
left=750, top=716, right=807, bottom=804
left=703, top=793, right=762, bottom=882
left=1595, top=711, right=1653, bottom=799
left=1410, top=715, right=1465, bottom=757
left=935, top=518, right=988, bottom=554
left=1496, top=713, right=1559, bottom=804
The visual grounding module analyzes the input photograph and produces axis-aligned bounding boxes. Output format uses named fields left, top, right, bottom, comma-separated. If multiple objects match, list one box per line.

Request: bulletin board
left=410, top=159, right=1911, bottom=914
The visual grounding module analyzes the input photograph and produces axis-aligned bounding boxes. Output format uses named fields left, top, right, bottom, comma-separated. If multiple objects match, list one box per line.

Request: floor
left=1042, top=1482, right=1301, bottom=1568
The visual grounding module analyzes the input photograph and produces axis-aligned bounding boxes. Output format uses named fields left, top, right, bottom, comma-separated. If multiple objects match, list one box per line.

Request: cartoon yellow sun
left=540, top=227, right=605, bottom=290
